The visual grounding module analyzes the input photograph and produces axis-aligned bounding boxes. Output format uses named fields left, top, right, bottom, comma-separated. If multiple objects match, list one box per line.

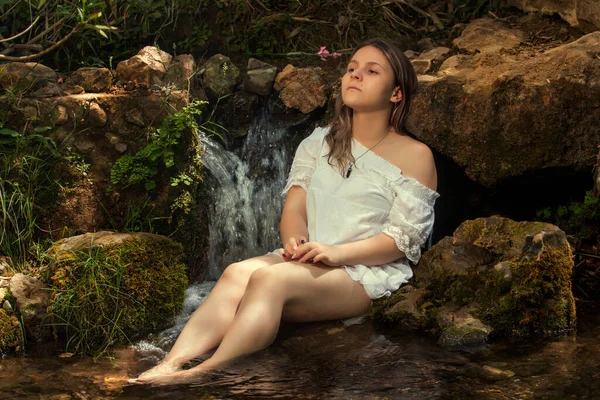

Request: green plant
left=0, top=128, right=62, bottom=270
left=536, top=191, right=600, bottom=243
left=110, top=100, right=206, bottom=191
left=46, top=237, right=188, bottom=355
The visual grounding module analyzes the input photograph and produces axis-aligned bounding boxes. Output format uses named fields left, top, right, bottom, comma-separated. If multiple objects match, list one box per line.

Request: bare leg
left=143, top=262, right=372, bottom=385
left=134, top=254, right=281, bottom=382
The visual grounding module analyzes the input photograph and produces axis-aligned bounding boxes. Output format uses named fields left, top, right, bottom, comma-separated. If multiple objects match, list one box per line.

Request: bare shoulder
left=388, top=135, right=438, bottom=191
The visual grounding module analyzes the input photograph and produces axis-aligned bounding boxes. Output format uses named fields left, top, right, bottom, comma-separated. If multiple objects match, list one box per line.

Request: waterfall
left=200, top=100, right=304, bottom=280
left=132, top=99, right=317, bottom=356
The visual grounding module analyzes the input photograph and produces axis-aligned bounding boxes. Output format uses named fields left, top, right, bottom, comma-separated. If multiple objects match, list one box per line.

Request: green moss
left=479, top=246, right=575, bottom=337
left=0, top=309, right=21, bottom=353
left=46, top=236, right=188, bottom=354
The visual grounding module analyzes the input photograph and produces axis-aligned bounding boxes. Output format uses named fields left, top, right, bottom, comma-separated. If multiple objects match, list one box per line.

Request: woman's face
left=341, top=45, right=400, bottom=112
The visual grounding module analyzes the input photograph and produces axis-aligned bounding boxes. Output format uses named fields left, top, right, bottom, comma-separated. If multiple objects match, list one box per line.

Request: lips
left=347, top=86, right=361, bottom=91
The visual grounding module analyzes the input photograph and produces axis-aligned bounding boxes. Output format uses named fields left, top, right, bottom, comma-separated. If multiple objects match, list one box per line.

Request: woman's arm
left=294, top=233, right=405, bottom=266
left=280, top=186, right=309, bottom=250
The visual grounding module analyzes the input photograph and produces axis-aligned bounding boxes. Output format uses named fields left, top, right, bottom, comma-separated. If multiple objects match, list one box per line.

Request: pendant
left=345, top=163, right=353, bottom=178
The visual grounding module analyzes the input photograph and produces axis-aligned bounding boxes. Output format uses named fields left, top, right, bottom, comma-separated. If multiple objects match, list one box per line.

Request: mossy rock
left=373, top=216, right=576, bottom=345
left=0, top=309, right=22, bottom=353
left=45, top=231, right=188, bottom=353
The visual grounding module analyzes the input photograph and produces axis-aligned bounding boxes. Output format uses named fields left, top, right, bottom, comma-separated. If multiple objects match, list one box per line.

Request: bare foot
left=132, top=368, right=210, bottom=387
left=129, top=361, right=181, bottom=384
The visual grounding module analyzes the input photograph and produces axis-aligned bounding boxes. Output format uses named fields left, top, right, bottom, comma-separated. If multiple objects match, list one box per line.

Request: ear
left=390, top=86, right=403, bottom=103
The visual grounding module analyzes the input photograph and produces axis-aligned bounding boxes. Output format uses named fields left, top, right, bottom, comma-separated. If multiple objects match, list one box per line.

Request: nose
left=350, top=68, right=362, bottom=81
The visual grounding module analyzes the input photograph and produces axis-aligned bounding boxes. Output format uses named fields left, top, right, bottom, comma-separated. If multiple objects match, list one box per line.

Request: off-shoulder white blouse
left=280, top=126, right=440, bottom=299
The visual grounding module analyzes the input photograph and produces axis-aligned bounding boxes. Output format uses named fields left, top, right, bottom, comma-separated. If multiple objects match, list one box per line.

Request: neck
left=351, top=108, right=391, bottom=146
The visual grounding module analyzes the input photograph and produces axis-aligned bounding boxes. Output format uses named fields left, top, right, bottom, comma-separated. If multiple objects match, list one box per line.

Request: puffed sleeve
left=281, top=126, right=327, bottom=195
left=381, top=178, right=440, bottom=264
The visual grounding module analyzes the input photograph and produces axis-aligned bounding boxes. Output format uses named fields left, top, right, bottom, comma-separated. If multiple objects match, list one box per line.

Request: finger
left=298, top=248, right=320, bottom=263
left=299, top=236, right=307, bottom=244
left=288, top=237, right=299, bottom=251
left=278, top=249, right=287, bottom=258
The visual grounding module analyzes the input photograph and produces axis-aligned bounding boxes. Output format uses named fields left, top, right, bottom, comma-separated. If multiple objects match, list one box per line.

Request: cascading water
left=134, top=97, right=317, bottom=356
left=201, top=102, right=296, bottom=280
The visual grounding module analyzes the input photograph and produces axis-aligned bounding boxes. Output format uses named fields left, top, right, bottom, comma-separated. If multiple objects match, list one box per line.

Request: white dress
left=278, top=126, right=440, bottom=299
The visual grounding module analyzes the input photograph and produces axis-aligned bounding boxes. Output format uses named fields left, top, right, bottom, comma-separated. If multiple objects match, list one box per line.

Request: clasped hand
left=278, top=237, right=344, bottom=267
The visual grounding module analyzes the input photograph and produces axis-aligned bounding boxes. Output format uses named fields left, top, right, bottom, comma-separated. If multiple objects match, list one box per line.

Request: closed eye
left=368, top=70, right=378, bottom=74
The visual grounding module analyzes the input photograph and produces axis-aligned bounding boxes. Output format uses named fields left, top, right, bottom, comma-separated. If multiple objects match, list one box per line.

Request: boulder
left=201, top=54, right=240, bottom=99
left=372, top=216, right=576, bottom=346
left=164, top=54, right=197, bottom=90
left=9, top=273, right=50, bottom=341
left=274, top=65, right=330, bottom=114
left=46, top=231, right=188, bottom=353
left=244, top=58, right=278, bottom=96
left=116, top=46, right=173, bottom=86
left=508, top=0, right=600, bottom=31
left=408, top=31, right=600, bottom=187
left=452, top=18, right=525, bottom=54
left=0, top=62, right=57, bottom=91
left=69, top=67, right=112, bottom=93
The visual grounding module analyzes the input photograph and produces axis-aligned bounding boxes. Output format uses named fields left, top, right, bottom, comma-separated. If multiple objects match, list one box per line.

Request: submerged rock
left=372, top=216, right=576, bottom=346
left=45, top=231, right=188, bottom=353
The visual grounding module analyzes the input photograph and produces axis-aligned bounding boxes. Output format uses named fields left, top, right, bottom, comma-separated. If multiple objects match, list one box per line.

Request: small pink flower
left=316, top=46, right=342, bottom=61
left=57, top=76, right=64, bottom=84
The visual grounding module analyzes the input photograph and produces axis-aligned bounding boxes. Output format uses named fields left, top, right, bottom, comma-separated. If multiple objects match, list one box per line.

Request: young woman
left=131, top=37, right=439, bottom=386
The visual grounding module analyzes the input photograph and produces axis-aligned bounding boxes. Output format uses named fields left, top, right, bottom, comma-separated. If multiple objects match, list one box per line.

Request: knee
left=221, top=261, right=254, bottom=287
left=247, top=267, right=283, bottom=292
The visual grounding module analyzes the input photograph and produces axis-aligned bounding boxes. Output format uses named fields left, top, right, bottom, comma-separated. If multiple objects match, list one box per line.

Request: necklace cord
left=345, top=130, right=390, bottom=178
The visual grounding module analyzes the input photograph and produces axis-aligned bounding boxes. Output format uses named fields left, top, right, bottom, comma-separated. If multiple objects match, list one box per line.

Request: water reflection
left=2, top=318, right=600, bottom=399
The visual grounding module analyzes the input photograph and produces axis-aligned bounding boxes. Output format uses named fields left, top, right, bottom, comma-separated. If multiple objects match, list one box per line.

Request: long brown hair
left=325, top=38, right=418, bottom=173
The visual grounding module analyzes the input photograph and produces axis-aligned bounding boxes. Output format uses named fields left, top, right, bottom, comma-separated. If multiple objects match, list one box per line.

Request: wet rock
left=0, top=62, right=57, bottom=91
left=409, top=32, right=600, bottom=187
left=69, top=67, right=112, bottom=93
left=373, top=216, right=576, bottom=344
left=508, top=0, right=600, bottom=31
left=0, top=309, right=21, bottom=353
left=453, top=18, right=525, bottom=54
left=116, top=46, right=173, bottom=86
left=164, top=54, right=197, bottom=90
left=46, top=231, right=188, bottom=352
left=437, top=306, right=493, bottom=347
left=201, top=54, right=240, bottom=99
left=371, top=285, right=428, bottom=330
left=274, top=65, right=330, bottom=114
left=477, top=365, right=516, bottom=381
left=88, top=102, right=107, bottom=127
left=9, top=273, right=50, bottom=341
left=215, top=91, right=260, bottom=138
left=244, top=58, right=278, bottom=96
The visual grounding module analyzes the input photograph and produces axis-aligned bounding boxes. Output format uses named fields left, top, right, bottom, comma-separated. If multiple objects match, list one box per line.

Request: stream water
left=2, top=100, right=600, bottom=399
